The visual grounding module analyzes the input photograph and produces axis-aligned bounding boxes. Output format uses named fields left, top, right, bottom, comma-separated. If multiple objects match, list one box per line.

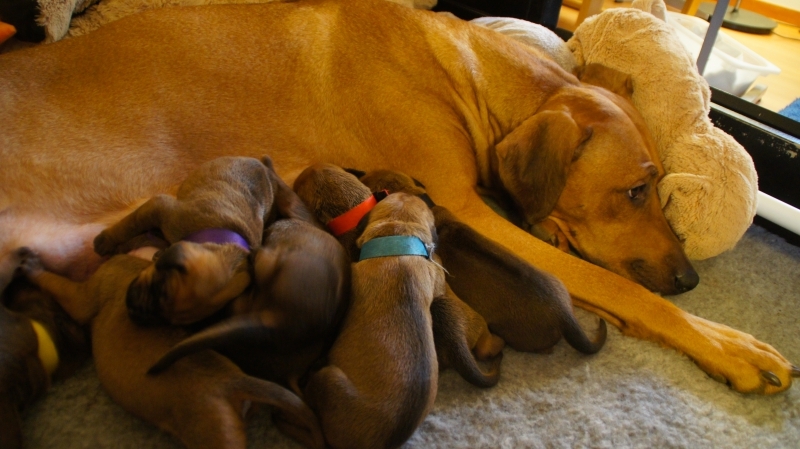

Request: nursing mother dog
left=0, top=0, right=796, bottom=393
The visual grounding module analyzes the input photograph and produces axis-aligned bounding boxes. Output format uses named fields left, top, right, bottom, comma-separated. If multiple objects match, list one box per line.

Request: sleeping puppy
left=294, top=164, right=504, bottom=388
left=301, top=192, right=444, bottom=449
left=357, top=169, right=607, bottom=354
left=94, top=155, right=279, bottom=326
left=147, top=174, right=350, bottom=393
left=16, top=250, right=325, bottom=449
left=0, top=278, right=90, bottom=449
left=148, top=216, right=351, bottom=392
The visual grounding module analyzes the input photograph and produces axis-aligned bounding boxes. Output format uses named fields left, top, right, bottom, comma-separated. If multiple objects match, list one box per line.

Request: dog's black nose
left=674, top=268, right=700, bottom=293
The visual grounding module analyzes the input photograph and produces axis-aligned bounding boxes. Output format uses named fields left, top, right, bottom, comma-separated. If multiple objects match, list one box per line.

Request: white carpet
left=21, top=224, right=800, bottom=448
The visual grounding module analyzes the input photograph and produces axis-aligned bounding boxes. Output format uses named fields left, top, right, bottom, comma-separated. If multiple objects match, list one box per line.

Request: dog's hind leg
left=171, top=400, right=249, bottom=449
left=229, top=376, right=325, bottom=449
left=431, top=288, right=504, bottom=388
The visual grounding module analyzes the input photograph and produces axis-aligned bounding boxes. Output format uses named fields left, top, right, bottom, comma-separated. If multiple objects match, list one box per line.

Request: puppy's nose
left=674, top=268, right=700, bottom=293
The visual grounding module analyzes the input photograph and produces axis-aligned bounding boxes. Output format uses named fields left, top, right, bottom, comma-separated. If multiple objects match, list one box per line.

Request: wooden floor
left=557, top=1, right=800, bottom=113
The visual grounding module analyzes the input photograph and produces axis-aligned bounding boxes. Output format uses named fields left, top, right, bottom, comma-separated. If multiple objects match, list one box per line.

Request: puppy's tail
left=229, top=375, right=326, bottom=449
left=148, top=312, right=282, bottom=375
left=446, top=346, right=503, bottom=389
left=562, top=315, right=607, bottom=355
left=431, top=299, right=503, bottom=388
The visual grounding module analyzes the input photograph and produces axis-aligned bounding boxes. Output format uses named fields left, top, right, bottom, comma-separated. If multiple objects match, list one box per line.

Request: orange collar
left=327, top=190, right=389, bottom=236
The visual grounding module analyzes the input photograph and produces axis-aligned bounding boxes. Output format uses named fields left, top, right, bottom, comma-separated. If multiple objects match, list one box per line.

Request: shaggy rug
left=21, top=224, right=800, bottom=448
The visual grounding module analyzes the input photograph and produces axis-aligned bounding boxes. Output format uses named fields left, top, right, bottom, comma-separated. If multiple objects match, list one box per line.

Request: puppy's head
left=126, top=241, right=250, bottom=326
left=493, top=65, right=697, bottom=295
left=357, top=193, right=437, bottom=247
left=358, top=169, right=437, bottom=208
left=294, top=163, right=373, bottom=223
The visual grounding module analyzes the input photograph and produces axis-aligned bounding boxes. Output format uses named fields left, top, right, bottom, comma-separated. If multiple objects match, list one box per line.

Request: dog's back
left=305, top=193, right=442, bottom=449
left=163, top=156, right=274, bottom=244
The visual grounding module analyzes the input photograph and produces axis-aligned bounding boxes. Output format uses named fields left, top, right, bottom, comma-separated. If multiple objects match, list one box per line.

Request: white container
left=665, top=11, right=781, bottom=96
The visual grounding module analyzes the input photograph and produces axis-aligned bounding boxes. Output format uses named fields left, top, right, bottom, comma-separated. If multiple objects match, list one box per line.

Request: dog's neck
left=359, top=236, right=432, bottom=261
left=183, top=228, right=250, bottom=251
left=327, top=190, right=389, bottom=236
left=432, top=19, right=578, bottom=189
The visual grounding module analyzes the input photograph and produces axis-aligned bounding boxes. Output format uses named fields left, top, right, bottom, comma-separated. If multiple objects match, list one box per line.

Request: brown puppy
left=96, top=155, right=281, bottom=326
left=0, top=279, right=90, bottom=449
left=16, top=250, right=324, bottom=449
left=147, top=169, right=349, bottom=391
left=302, top=192, right=443, bottom=449
left=295, top=164, right=504, bottom=388
left=0, top=0, right=794, bottom=393
left=357, top=168, right=607, bottom=354
left=148, top=214, right=351, bottom=392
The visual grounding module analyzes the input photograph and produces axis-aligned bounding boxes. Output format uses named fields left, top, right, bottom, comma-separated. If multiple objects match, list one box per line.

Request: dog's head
left=492, top=65, right=698, bottom=295
left=357, top=193, right=437, bottom=248
left=125, top=241, right=250, bottom=326
left=294, top=163, right=374, bottom=224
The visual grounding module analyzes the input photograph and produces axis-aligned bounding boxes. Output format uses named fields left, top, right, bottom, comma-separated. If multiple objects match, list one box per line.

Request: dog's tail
left=562, top=315, right=607, bottom=354
left=147, top=312, right=283, bottom=375
left=228, top=375, right=326, bottom=449
left=430, top=298, right=503, bottom=388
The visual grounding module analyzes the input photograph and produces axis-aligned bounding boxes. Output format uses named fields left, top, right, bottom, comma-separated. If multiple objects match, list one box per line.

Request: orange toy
left=0, top=21, right=16, bottom=44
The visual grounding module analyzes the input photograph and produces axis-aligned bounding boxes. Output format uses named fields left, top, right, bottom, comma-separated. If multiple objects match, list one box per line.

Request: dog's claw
left=791, top=365, right=800, bottom=378
left=761, top=371, right=782, bottom=387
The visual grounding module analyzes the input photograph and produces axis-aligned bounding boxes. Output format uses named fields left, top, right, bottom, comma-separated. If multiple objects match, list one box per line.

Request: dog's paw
left=684, top=315, right=798, bottom=394
left=16, top=247, right=44, bottom=277
left=93, top=230, right=118, bottom=256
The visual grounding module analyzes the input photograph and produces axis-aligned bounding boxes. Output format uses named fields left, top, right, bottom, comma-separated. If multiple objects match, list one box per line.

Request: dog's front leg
left=93, top=194, right=177, bottom=256
left=443, top=191, right=798, bottom=394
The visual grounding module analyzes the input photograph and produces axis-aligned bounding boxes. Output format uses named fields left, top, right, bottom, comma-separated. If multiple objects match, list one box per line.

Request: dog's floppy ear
left=495, top=110, right=591, bottom=223
left=577, top=63, right=633, bottom=99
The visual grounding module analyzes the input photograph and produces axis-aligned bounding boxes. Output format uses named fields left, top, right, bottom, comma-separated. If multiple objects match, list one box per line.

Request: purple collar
left=183, top=228, right=250, bottom=251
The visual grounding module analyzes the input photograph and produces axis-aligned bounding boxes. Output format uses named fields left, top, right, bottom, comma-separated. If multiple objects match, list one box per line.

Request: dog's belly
left=0, top=213, right=108, bottom=281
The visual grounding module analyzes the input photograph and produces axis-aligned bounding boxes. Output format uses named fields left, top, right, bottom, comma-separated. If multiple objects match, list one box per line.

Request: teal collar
left=359, top=236, right=432, bottom=261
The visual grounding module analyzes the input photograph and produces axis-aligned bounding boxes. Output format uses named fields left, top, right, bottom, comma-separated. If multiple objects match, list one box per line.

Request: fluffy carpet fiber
left=22, top=225, right=800, bottom=448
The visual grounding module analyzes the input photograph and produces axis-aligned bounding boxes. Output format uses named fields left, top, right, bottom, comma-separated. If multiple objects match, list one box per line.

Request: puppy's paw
left=16, top=247, right=44, bottom=277
left=93, top=231, right=118, bottom=256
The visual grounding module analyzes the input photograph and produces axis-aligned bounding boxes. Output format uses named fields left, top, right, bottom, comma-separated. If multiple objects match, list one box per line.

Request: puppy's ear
left=260, top=155, right=275, bottom=170
left=344, top=168, right=366, bottom=178
left=495, top=110, right=591, bottom=223
left=577, top=63, right=633, bottom=99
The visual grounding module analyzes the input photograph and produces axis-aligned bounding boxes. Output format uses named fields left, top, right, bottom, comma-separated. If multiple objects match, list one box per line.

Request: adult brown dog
left=294, top=164, right=505, bottom=388
left=0, top=0, right=796, bottom=392
left=16, top=251, right=325, bottom=449
left=302, top=192, right=443, bottom=449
